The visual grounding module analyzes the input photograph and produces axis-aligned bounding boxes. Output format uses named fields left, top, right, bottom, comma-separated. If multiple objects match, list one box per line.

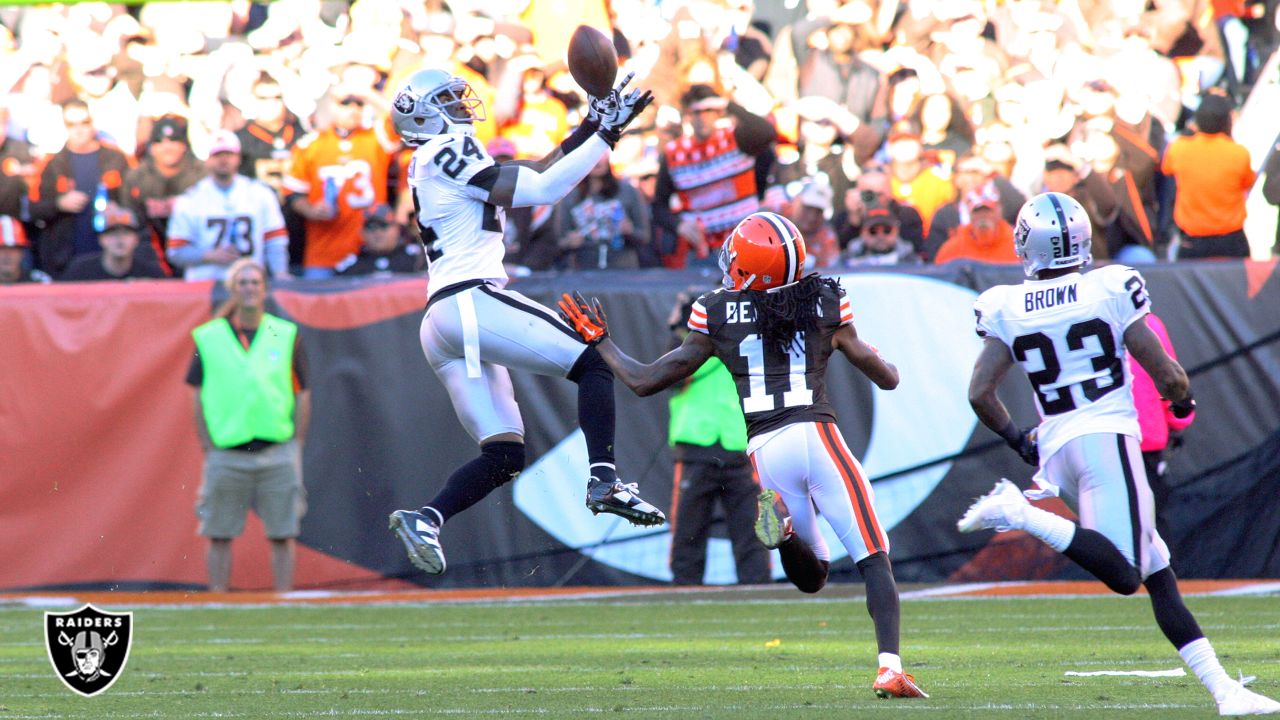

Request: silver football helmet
left=1014, top=191, right=1092, bottom=278
left=390, top=68, right=486, bottom=145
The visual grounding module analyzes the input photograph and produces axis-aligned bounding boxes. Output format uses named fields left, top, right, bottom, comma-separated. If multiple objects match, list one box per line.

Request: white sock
left=878, top=652, right=902, bottom=673
left=1021, top=506, right=1076, bottom=552
left=1179, top=637, right=1234, bottom=701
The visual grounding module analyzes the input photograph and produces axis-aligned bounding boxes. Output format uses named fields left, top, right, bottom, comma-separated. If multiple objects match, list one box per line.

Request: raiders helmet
left=1014, top=191, right=1092, bottom=278
left=390, top=69, right=486, bottom=146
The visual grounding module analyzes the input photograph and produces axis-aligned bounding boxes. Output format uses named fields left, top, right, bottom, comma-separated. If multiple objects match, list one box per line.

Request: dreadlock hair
left=743, top=274, right=841, bottom=356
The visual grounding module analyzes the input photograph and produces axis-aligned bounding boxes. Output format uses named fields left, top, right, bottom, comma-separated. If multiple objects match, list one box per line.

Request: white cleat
left=1218, top=681, right=1280, bottom=716
left=956, top=478, right=1029, bottom=533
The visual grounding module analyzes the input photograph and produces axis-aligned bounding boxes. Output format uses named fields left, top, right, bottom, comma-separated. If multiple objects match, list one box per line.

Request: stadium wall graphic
left=2, top=262, right=1278, bottom=591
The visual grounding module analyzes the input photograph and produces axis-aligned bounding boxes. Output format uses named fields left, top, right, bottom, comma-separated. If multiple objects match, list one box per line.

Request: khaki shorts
left=197, top=440, right=305, bottom=540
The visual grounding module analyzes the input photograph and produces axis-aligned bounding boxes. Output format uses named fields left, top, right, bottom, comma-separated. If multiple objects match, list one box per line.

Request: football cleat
left=754, top=489, right=794, bottom=549
left=1217, top=681, right=1280, bottom=716
left=873, top=668, right=929, bottom=699
left=586, top=478, right=666, bottom=526
left=388, top=509, right=446, bottom=575
left=956, top=478, right=1029, bottom=533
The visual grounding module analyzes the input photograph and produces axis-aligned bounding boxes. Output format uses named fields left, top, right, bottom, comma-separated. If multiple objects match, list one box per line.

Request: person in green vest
left=186, top=258, right=310, bottom=592
left=667, top=292, right=770, bottom=585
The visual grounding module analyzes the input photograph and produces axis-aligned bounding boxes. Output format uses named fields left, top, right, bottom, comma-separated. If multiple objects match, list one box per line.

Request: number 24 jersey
left=974, top=264, right=1151, bottom=462
left=408, top=132, right=507, bottom=292
left=689, top=281, right=853, bottom=439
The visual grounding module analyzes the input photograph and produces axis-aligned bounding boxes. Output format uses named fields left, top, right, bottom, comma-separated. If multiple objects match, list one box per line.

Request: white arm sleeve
left=509, top=134, right=609, bottom=208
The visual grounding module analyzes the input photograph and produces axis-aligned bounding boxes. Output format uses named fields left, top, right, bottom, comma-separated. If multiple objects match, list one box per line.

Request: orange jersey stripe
left=817, top=422, right=886, bottom=554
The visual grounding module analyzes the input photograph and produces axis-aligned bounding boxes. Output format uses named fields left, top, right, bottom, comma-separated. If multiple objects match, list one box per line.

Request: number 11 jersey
left=973, top=264, right=1151, bottom=462
left=689, top=281, right=853, bottom=439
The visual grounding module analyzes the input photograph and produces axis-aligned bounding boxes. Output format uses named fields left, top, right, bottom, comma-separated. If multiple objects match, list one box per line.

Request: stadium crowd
left=1, top=0, right=1278, bottom=284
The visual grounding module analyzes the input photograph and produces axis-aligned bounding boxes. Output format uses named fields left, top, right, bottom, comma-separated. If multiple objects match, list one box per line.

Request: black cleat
left=388, top=509, right=446, bottom=575
left=586, top=478, right=666, bottom=527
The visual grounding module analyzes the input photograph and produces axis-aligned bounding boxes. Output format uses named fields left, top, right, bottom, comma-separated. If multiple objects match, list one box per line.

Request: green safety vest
left=668, top=357, right=748, bottom=451
left=192, top=314, right=297, bottom=448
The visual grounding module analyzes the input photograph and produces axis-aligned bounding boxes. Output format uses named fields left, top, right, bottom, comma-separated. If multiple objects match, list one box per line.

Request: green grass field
left=3, top=587, right=1279, bottom=719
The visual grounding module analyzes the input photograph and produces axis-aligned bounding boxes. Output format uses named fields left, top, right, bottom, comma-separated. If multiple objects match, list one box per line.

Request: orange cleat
left=873, top=667, right=929, bottom=699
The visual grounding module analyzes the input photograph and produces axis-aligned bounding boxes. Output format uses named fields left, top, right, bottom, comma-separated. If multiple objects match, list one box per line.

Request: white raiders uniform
left=975, top=264, right=1170, bottom=577
left=167, top=175, right=287, bottom=281
left=409, top=131, right=588, bottom=442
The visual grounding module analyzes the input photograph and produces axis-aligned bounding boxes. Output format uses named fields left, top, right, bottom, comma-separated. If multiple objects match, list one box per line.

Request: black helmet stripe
left=1047, top=193, right=1069, bottom=254
left=759, top=212, right=797, bottom=283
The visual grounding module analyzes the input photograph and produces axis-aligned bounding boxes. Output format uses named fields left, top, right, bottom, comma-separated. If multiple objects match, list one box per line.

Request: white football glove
left=590, top=71, right=654, bottom=147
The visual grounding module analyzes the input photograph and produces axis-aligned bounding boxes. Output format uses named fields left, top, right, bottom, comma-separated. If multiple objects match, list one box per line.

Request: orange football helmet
left=719, top=211, right=807, bottom=291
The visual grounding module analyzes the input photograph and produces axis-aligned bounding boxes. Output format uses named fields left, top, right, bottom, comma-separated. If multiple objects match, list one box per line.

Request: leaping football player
left=559, top=211, right=928, bottom=699
left=386, top=68, right=665, bottom=577
left=959, top=191, right=1280, bottom=716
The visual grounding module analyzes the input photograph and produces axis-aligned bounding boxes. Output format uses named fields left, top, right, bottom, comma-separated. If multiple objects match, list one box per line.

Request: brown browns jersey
left=689, top=279, right=854, bottom=438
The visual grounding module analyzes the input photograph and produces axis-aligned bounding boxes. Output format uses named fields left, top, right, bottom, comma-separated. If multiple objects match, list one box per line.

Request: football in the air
left=567, top=25, right=618, bottom=98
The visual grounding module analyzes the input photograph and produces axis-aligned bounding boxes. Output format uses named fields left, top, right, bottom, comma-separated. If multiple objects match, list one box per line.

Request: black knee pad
left=568, top=345, right=611, bottom=383
left=481, top=441, right=525, bottom=485
left=1106, top=567, right=1143, bottom=596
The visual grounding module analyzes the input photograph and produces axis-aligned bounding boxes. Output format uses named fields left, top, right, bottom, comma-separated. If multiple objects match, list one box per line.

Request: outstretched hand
left=558, top=291, right=609, bottom=345
left=590, top=71, right=654, bottom=147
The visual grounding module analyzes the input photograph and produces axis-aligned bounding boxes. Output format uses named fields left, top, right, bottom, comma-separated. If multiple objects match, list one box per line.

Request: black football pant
left=669, top=456, right=770, bottom=585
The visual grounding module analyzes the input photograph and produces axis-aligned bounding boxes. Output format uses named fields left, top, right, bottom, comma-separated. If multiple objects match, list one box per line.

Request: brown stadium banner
left=2, top=261, right=1278, bottom=592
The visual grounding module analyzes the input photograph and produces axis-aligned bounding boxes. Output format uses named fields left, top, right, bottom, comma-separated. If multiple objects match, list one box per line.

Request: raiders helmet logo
left=392, top=91, right=416, bottom=115
left=45, top=604, right=133, bottom=697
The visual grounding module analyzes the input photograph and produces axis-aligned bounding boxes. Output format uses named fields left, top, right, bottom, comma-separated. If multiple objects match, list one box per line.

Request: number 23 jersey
left=408, top=132, right=507, bottom=292
left=974, top=264, right=1151, bottom=462
left=690, top=280, right=853, bottom=439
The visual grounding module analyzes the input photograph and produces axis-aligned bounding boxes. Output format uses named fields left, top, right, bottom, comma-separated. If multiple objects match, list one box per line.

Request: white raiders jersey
left=408, top=132, right=508, bottom=293
left=167, top=175, right=287, bottom=281
left=974, top=264, right=1151, bottom=462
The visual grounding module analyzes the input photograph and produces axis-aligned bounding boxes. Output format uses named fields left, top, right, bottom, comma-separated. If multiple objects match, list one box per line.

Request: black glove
left=998, top=421, right=1039, bottom=466
left=1170, top=391, right=1195, bottom=419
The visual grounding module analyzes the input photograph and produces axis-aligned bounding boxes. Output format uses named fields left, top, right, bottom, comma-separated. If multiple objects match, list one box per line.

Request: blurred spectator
left=188, top=259, right=309, bottom=593
left=665, top=291, right=769, bottom=587
left=773, top=95, right=865, bottom=214
left=834, top=167, right=924, bottom=252
left=0, top=101, right=35, bottom=222
left=234, top=71, right=307, bottom=273
left=554, top=156, right=651, bottom=270
left=491, top=52, right=569, bottom=161
left=284, top=85, right=398, bottom=278
left=1083, top=129, right=1159, bottom=263
left=168, top=131, right=289, bottom=281
left=910, top=92, right=975, bottom=168
left=30, top=100, right=133, bottom=278
left=924, top=154, right=1024, bottom=262
left=784, top=178, right=840, bottom=269
left=885, top=126, right=955, bottom=237
left=932, top=189, right=1018, bottom=265
left=0, top=215, right=50, bottom=284
left=61, top=204, right=166, bottom=281
left=652, top=84, right=775, bottom=268
left=1129, top=313, right=1195, bottom=541
left=335, top=203, right=423, bottom=276
left=795, top=5, right=883, bottom=128
left=1161, top=93, right=1254, bottom=259
left=122, top=115, right=205, bottom=273
left=1263, top=135, right=1280, bottom=257
left=1040, top=143, right=1120, bottom=261
left=66, top=38, right=140, bottom=155
left=842, top=204, right=920, bottom=267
